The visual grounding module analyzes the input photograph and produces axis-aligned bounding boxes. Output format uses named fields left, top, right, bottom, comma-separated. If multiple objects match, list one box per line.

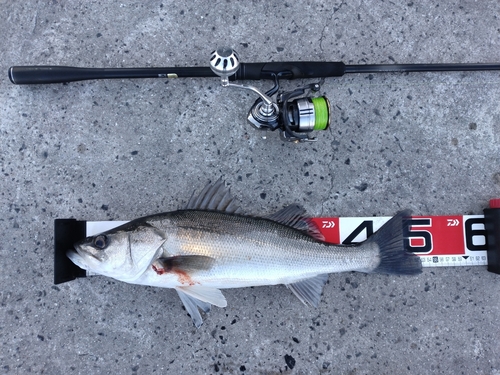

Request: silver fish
left=68, top=179, right=421, bottom=327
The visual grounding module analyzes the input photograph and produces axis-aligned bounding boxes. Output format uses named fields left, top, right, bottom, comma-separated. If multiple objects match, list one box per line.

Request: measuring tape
left=54, top=200, right=500, bottom=284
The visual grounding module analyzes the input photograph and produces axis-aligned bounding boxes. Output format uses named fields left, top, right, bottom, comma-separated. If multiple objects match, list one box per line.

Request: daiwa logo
left=321, top=220, right=336, bottom=229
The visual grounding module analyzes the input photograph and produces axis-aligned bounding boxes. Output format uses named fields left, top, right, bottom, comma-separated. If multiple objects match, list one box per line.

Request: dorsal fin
left=185, top=178, right=242, bottom=214
left=266, top=204, right=325, bottom=242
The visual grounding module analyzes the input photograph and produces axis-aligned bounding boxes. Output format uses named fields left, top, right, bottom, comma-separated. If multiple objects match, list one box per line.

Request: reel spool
left=210, top=46, right=331, bottom=142
left=279, top=85, right=330, bottom=142
left=286, top=97, right=330, bottom=132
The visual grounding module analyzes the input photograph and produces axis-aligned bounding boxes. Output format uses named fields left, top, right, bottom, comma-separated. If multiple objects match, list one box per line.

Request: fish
left=67, top=179, right=422, bottom=327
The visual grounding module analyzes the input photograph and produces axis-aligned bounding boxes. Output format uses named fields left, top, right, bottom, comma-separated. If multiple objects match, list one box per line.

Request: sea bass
left=68, top=179, right=421, bottom=327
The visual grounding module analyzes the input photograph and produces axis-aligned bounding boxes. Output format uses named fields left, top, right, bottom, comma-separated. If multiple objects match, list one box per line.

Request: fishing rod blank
left=344, top=62, right=500, bottom=74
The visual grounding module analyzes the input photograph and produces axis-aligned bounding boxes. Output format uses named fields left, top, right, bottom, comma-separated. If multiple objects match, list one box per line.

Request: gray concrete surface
left=1, top=1, right=500, bottom=374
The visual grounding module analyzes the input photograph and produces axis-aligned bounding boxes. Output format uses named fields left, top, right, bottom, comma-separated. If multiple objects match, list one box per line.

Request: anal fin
left=286, top=274, right=329, bottom=307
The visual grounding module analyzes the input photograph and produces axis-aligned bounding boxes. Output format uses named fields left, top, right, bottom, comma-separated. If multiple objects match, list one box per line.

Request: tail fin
left=367, top=210, right=422, bottom=275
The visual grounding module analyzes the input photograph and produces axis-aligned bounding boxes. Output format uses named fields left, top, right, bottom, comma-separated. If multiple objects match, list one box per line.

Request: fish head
left=68, top=221, right=166, bottom=282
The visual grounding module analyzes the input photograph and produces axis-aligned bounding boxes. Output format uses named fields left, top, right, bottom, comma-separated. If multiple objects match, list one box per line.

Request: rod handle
left=9, top=66, right=112, bottom=84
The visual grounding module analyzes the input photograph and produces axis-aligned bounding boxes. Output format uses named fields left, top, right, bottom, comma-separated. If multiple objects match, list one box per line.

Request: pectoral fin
left=286, top=274, right=329, bottom=307
left=152, top=255, right=215, bottom=275
left=176, top=289, right=211, bottom=328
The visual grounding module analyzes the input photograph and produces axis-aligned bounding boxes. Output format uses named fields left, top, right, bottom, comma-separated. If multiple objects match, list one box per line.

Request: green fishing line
left=311, top=97, right=330, bottom=130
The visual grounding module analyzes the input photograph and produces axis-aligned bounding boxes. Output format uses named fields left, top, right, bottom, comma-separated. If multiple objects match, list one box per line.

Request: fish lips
left=66, top=248, right=91, bottom=270
left=67, top=241, right=103, bottom=271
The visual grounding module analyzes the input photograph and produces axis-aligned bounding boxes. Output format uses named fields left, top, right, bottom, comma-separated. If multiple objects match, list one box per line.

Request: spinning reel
left=209, top=47, right=330, bottom=142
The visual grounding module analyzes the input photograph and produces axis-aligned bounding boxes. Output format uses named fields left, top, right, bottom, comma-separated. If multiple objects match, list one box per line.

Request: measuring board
left=54, top=205, right=500, bottom=284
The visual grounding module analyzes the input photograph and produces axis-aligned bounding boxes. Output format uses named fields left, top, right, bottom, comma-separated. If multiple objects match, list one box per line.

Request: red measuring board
left=310, top=215, right=488, bottom=268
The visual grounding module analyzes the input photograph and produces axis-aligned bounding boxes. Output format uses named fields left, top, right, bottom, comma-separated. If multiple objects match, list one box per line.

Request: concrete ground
left=1, top=1, right=500, bottom=374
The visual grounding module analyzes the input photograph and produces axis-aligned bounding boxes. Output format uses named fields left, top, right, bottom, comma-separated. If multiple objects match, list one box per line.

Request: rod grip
left=8, top=65, right=217, bottom=84
left=9, top=66, right=103, bottom=84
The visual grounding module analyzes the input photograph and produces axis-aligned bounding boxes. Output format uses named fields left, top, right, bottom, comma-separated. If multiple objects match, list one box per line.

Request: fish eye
left=93, top=235, right=108, bottom=250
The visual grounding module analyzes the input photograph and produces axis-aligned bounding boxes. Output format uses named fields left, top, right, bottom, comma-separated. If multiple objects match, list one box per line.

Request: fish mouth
left=66, top=249, right=91, bottom=270
left=67, top=246, right=101, bottom=271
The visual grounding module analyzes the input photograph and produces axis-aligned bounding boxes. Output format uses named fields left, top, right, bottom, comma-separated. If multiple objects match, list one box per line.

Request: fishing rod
left=9, top=47, right=500, bottom=142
